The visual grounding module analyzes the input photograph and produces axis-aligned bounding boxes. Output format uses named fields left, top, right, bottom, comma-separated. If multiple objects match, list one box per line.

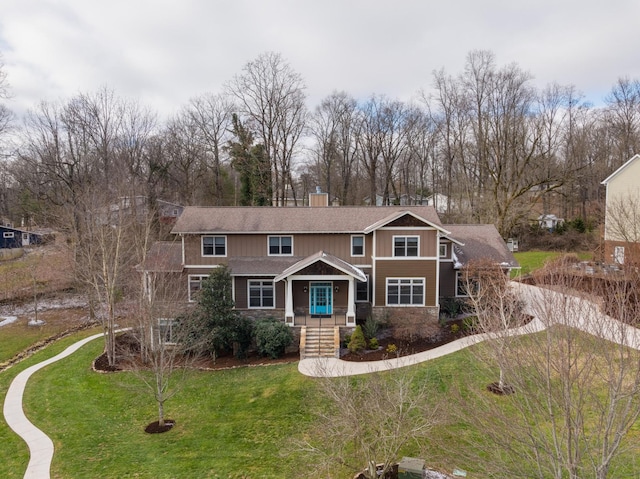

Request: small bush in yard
left=386, top=344, right=398, bottom=355
left=347, top=325, right=366, bottom=353
left=368, top=337, right=379, bottom=350
left=254, top=318, right=293, bottom=359
left=450, top=323, right=460, bottom=335
left=342, top=333, right=352, bottom=348
left=362, top=316, right=380, bottom=340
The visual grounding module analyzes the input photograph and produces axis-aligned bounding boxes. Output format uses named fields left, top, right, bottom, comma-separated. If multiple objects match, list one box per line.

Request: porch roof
left=274, top=251, right=367, bottom=282
left=227, top=256, right=304, bottom=275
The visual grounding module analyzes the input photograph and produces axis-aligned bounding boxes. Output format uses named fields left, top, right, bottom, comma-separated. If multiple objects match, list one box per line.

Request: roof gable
left=274, top=251, right=367, bottom=282
left=362, top=210, right=449, bottom=235
left=602, top=154, right=640, bottom=185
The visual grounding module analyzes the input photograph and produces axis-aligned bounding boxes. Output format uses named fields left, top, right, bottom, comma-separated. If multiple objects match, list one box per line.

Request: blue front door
left=310, top=282, right=332, bottom=315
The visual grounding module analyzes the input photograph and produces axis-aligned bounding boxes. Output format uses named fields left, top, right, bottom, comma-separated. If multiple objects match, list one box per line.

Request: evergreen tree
left=227, top=114, right=272, bottom=206
left=192, top=265, right=238, bottom=361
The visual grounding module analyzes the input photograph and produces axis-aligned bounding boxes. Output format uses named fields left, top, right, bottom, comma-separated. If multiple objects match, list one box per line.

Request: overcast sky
left=2, top=0, right=639, bottom=121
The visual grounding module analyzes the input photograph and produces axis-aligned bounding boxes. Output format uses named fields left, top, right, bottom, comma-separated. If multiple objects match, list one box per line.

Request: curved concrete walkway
left=6, top=283, right=640, bottom=477
left=3, top=332, right=104, bottom=479
left=299, top=281, right=640, bottom=377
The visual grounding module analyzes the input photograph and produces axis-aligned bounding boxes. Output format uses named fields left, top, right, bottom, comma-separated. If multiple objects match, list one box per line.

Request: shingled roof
left=171, top=205, right=443, bottom=234
left=138, top=241, right=183, bottom=272
left=446, top=224, right=519, bottom=269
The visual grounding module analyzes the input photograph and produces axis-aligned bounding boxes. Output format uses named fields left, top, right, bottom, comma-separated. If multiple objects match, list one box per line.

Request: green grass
left=2, top=330, right=639, bottom=478
left=513, top=250, right=593, bottom=277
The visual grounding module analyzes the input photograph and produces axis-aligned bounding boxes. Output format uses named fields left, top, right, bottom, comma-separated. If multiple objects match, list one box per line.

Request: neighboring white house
left=538, top=214, right=564, bottom=231
left=601, top=154, right=640, bottom=264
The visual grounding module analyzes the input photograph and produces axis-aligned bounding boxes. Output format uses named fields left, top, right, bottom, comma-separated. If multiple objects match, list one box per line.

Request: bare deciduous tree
left=462, top=262, right=640, bottom=478
left=299, top=365, right=438, bottom=478
left=463, top=259, right=525, bottom=393
left=227, top=52, right=307, bottom=206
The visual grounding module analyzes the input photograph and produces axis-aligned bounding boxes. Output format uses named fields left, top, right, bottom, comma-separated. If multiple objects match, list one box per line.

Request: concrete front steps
left=300, top=326, right=340, bottom=359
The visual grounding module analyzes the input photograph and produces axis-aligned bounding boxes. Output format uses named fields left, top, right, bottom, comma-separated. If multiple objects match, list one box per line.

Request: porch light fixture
left=303, top=285, right=308, bottom=293
left=334, top=285, right=339, bottom=293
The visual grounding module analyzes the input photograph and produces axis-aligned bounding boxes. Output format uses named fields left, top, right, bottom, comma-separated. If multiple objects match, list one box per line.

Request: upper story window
left=351, top=235, right=365, bottom=257
left=202, top=236, right=226, bottom=257
left=393, top=236, right=419, bottom=257
left=268, top=236, right=292, bottom=256
left=439, top=243, right=447, bottom=258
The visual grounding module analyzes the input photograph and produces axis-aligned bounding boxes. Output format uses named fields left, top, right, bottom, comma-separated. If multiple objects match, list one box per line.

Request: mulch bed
left=341, top=319, right=471, bottom=362
left=93, top=320, right=475, bottom=372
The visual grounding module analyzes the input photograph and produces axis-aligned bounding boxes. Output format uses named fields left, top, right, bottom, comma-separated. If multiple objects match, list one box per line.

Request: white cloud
left=1, top=0, right=639, bottom=119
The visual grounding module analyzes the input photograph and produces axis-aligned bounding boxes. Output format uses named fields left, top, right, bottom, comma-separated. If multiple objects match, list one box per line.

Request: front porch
left=293, top=308, right=349, bottom=327
left=274, top=251, right=367, bottom=328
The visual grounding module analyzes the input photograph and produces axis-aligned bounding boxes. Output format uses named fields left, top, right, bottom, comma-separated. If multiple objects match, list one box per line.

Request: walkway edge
left=3, top=332, right=104, bottom=479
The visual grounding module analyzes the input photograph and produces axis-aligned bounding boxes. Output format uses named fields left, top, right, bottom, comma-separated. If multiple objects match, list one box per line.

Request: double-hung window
left=351, top=235, right=365, bottom=257
left=188, top=275, right=209, bottom=302
left=393, top=236, right=419, bottom=257
left=248, top=280, right=275, bottom=308
left=202, top=236, right=226, bottom=256
left=439, top=243, right=447, bottom=258
left=386, top=278, right=424, bottom=306
left=268, top=236, right=292, bottom=256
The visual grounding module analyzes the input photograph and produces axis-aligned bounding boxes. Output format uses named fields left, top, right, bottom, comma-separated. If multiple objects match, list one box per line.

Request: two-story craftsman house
left=141, top=192, right=518, bottom=349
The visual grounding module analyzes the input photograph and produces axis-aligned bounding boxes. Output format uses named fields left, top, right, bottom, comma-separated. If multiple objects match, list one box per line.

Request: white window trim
left=351, top=235, right=365, bottom=257
left=155, top=318, right=177, bottom=345
left=201, top=235, right=227, bottom=257
left=386, top=277, right=425, bottom=306
left=247, top=280, right=276, bottom=309
left=392, top=235, right=420, bottom=257
left=439, top=243, right=447, bottom=258
left=455, top=271, right=467, bottom=297
left=267, top=235, right=293, bottom=256
left=614, top=245, right=625, bottom=265
left=188, top=274, right=209, bottom=302
left=355, top=274, right=370, bottom=303
left=3, top=232, right=14, bottom=238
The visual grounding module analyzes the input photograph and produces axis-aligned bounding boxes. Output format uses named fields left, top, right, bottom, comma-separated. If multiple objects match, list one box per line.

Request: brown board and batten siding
left=374, top=260, right=437, bottom=307
left=185, top=233, right=373, bottom=265
left=439, top=263, right=457, bottom=297
left=374, top=229, right=439, bottom=257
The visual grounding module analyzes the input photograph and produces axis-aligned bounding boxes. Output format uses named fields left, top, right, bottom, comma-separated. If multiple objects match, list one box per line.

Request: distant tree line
left=1, top=50, right=639, bottom=240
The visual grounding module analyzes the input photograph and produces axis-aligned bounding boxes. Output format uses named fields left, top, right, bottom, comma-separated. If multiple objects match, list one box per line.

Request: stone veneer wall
left=371, top=306, right=440, bottom=341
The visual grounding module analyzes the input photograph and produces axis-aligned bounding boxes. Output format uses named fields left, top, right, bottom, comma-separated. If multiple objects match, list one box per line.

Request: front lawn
left=2, top=328, right=640, bottom=478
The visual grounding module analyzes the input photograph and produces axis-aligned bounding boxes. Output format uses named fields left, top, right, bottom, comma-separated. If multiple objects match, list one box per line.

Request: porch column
left=285, top=279, right=294, bottom=325
left=346, top=277, right=356, bottom=326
